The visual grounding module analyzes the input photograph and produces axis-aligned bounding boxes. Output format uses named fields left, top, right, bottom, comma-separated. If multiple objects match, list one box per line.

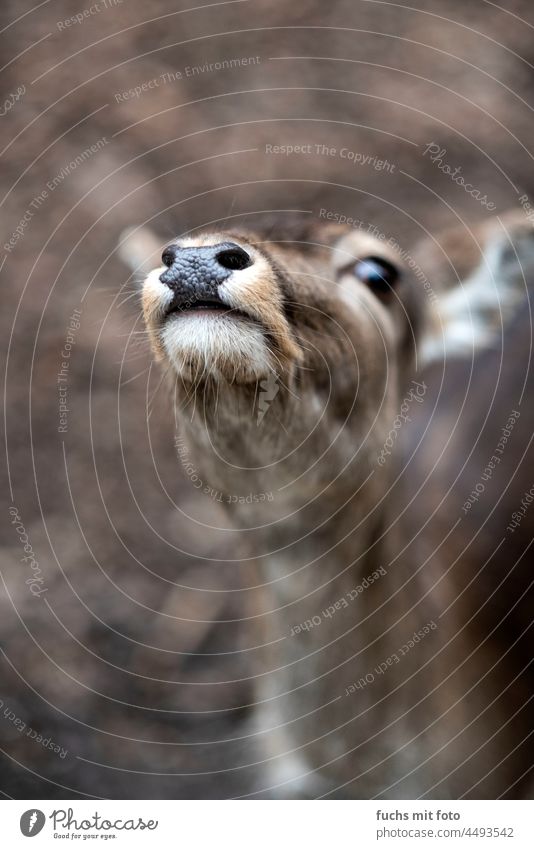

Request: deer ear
left=117, top=226, right=166, bottom=274
left=418, top=212, right=533, bottom=366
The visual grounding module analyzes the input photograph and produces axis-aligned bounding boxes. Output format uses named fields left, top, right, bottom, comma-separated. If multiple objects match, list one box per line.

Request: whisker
left=120, top=367, right=151, bottom=386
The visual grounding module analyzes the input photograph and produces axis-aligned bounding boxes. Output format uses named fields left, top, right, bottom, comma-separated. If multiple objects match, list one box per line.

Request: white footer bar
left=3, top=800, right=532, bottom=847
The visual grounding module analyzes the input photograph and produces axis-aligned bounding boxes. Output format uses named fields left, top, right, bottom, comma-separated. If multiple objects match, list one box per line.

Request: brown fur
left=5, top=0, right=534, bottom=801
left=139, top=212, right=534, bottom=798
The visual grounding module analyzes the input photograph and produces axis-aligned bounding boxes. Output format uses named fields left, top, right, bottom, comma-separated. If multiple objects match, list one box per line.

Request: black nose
left=159, top=242, right=252, bottom=302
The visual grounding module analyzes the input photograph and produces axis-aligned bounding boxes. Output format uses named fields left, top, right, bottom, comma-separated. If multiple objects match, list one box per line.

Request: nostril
left=162, top=245, right=179, bottom=268
left=216, top=244, right=252, bottom=271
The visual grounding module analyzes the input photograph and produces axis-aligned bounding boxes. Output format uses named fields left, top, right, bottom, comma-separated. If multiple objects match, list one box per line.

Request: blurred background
left=2, top=0, right=534, bottom=798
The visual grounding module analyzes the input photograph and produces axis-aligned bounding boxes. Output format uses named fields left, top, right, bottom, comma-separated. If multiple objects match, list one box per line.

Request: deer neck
left=177, top=381, right=400, bottom=620
left=176, top=382, right=442, bottom=796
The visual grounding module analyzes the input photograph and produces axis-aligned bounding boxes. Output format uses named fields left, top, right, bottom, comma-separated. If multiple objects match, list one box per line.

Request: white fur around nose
left=161, top=313, right=271, bottom=382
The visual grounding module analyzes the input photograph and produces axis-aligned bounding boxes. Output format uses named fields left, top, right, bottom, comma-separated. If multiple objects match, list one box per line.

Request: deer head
left=136, top=218, right=424, bottom=510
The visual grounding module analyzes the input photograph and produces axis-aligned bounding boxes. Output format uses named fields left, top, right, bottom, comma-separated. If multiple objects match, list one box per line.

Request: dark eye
left=353, top=256, right=399, bottom=295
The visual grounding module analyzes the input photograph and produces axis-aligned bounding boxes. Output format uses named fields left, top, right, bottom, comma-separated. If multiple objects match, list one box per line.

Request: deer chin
left=160, top=310, right=273, bottom=383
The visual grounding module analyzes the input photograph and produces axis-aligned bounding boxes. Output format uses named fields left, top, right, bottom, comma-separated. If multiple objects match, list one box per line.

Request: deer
left=119, top=209, right=534, bottom=799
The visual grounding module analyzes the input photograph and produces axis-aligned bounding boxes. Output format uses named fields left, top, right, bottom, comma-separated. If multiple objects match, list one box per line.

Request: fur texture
left=132, top=213, right=533, bottom=798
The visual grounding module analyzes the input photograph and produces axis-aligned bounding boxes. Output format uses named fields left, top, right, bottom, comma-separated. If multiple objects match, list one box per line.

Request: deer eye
left=353, top=256, right=399, bottom=295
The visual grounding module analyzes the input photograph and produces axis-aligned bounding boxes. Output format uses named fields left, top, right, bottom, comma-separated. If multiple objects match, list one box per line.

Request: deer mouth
left=165, top=294, right=254, bottom=325
left=159, top=289, right=274, bottom=384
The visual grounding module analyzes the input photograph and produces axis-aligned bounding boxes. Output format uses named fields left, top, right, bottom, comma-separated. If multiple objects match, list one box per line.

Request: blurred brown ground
left=1, top=0, right=534, bottom=798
